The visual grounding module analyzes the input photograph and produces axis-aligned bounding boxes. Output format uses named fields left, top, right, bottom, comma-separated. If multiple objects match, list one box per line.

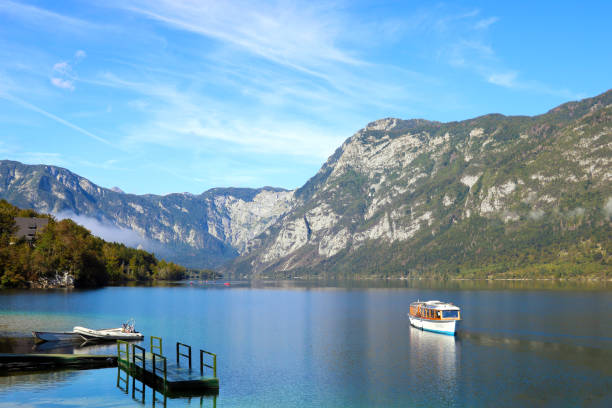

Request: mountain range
left=1, top=90, right=611, bottom=276
left=0, top=161, right=293, bottom=268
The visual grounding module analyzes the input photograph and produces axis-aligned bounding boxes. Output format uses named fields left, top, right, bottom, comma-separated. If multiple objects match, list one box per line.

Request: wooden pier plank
left=119, top=353, right=218, bottom=392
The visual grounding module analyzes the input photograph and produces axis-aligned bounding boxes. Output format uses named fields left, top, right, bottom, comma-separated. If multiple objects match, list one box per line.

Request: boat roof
left=410, top=300, right=460, bottom=310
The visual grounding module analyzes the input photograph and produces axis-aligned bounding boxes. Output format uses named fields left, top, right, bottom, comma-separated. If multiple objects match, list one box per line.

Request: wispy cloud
left=112, top=77, right=342, bottom=160
left=0, top=139, right=66, bottom=167
left=0, top=0, right=590, bottom=194
left=487, top=71, right=518, bottom=87
left=117, top=0, right=363, bottom=78
left=0, top=92, right=114, bottom=146
left=0, top=0, right=100, bottom=31
left=13, top=151, right=66, bottom=166
left=50, top=76, right=74, bottom=90
left=433, top=8, right=480, bottom=32
left=446, top=40, right=579, bottom=98
left=75, top=49, right=87, bottom=60
left=474, top=17, right=499, bottom=30
left=50, top=50, right=86, bottom=91
left=442, top=23, right=579, bottom=98
left=53, top=61, right=70, bottom=73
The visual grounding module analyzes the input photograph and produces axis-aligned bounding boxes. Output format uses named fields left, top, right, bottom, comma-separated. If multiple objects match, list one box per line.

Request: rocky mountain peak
left=0, top=160, right=295, bottom=268
left=1, top=90, right=610, bottom=276
left=225, top=90, right=611, bottom=278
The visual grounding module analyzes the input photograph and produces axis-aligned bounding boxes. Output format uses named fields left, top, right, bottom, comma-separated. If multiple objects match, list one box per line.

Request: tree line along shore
left=0, top=200, right=216, bottom=288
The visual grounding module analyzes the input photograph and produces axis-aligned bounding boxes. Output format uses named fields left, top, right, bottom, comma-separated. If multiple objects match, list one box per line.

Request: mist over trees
left=0, top=200, right=187, bottom=288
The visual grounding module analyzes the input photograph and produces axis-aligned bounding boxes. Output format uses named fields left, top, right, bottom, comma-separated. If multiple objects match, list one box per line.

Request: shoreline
left=1, top=275, right=610, bottom=291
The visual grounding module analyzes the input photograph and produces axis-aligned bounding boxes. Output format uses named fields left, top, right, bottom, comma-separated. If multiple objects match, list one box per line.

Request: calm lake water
left=0, top=280, right=611, bottom=407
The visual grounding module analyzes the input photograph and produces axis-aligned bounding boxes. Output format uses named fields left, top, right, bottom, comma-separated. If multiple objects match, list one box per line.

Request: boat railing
left=176, top=342, right=192, bottom=369
left=200, top=349, right=217, bottom=378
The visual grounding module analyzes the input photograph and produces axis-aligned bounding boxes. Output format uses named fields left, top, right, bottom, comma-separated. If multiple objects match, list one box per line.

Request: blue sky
left=0, top=0, right=610, bottom=195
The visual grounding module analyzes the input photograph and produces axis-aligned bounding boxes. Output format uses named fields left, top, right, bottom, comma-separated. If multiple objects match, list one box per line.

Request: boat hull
left=32, top=331, right=81, bottom=343
left=408, top=315, right=457, bottom=335
left=73, top=326, right=144, bottom=341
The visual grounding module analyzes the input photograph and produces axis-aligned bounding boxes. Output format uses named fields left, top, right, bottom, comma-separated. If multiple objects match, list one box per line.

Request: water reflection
left=460, top=330, right=612, bottom=377
left=114, top=367, right=218, bottom=407
left=0, top=368, right=81, bottom=389
left=1, top=284, right=611, bottom=407
left=0, top=335, right=141, bottom=355
left=234, top=279, right=611, bottom=291
left=407, top=327, right=458, bottom=404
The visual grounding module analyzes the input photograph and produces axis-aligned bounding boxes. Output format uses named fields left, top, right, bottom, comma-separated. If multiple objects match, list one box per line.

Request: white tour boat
left=408, top=300, right=461, bottom=335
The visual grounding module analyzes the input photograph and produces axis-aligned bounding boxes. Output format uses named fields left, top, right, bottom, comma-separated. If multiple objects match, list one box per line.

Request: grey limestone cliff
left=0, top=161, right=294, bottom=267
left=225, top=90, right=612, bottom=277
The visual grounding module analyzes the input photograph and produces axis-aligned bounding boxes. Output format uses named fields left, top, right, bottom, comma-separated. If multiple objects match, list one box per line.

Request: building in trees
left=14, top=217, right=49, bottom=241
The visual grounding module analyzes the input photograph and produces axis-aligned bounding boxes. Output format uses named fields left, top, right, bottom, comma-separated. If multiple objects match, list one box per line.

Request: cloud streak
left=119, top=0, right=363, bottom=77
left=474, top=16, right=499, bottom=30
left=0, top=92, right=114, bottom=146
left=50, top=50, right=87, bottom=91
left=0, top=0, right=592, bottom=194
left=50, top=77, right=74, bottom=90
left=0, top=0, right=101, bottom=31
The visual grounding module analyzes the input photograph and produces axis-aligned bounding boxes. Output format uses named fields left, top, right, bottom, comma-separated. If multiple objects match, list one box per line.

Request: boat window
left=442, top=310, right=459, bottom=318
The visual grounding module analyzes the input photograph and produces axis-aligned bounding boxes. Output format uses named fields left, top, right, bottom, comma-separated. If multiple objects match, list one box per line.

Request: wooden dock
left=117, top=337, right=219, bottom=394
left=0, top=353, right=117, bottom=373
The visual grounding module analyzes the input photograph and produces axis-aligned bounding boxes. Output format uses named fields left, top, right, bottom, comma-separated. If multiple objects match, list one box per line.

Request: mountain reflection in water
left=0, top=282, right=610, bottom=407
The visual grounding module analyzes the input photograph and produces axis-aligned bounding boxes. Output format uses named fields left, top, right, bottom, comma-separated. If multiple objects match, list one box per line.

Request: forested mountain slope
left=0, top=161, right=293, bottom=267
left=226, top=90, right=612, bottom=278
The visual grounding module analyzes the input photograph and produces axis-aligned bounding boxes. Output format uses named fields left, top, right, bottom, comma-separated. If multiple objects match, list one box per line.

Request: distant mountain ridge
left=225, top=90, right=612, bottom=278
left=0, top=160, right=294, bottom=267
left=1, top=89, right=611, bottom=276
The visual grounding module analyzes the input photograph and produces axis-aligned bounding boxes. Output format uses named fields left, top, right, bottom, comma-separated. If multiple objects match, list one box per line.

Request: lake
left=0, top=280, right=611, bottom=407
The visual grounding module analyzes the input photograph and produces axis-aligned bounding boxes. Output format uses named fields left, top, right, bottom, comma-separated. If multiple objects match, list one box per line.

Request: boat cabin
left=409, top=300, right=460, bottom=321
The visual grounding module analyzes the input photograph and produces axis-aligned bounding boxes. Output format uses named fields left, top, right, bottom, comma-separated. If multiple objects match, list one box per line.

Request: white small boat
left=32, top=319, right=143, bottom=343
left=408, top=300, right=461, bottom=335
left=73, top=326, right=143, bottom=341
left=32, top=330, right=81, bottom=344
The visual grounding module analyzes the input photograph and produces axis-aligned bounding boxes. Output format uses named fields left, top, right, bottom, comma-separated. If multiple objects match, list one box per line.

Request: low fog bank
left=54, top=211, right=157, bottom=252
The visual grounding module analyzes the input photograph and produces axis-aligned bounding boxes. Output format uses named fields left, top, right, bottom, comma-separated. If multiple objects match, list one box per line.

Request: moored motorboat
left=408, top=300, right=461, bottom=335
left=73, top=323, right=143, bottom=342
left=33, top=320, right=143, bottom=343
left=32, top=331, right=81, bottom=344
